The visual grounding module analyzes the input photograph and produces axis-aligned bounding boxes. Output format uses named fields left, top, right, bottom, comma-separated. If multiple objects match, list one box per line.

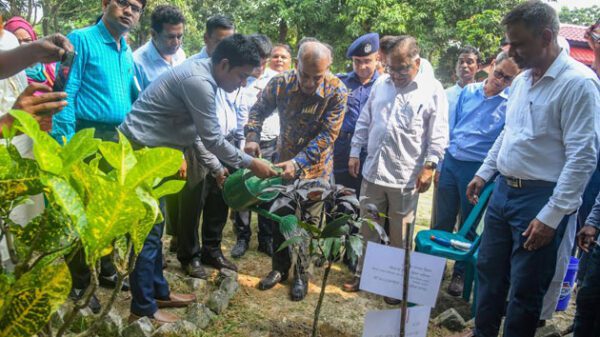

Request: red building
left=559, top=23, right=594, bottom=66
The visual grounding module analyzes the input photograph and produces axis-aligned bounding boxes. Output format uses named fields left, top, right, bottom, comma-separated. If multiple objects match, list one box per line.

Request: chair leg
left=462, top=262, right=474, bottom=302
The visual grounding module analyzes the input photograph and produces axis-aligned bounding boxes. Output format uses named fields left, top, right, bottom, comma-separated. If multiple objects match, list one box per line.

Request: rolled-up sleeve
left=180, top=76, right=253, bottom=168
left=537, top=78, right=600, bottom=229
left=350, top=84, right=374, bottom=158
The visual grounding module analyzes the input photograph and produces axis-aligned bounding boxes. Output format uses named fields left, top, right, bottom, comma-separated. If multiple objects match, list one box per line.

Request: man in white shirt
left=463, top=2, right=600, bottom=337
left=344, top=35, right=449, bottom=301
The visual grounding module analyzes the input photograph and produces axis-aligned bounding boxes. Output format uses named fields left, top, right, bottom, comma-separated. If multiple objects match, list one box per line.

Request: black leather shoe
left=183, top=258, right=208, bottom=279
left=383, top=296, right=402, bottom=305
left=169, top=236, right=178, bottom=253
left=258, top=270, right=288, bottom=290
left=201, top=252, right=238, bottom=271
left=290, top=276, right=308, bottom=301
left=69, top=288, right=101, bottom=314
left=99, top=273, right=130, bottom=291
left=231, top=240, right=249, bottom=259
left=257, top=240, right=273, bottom=257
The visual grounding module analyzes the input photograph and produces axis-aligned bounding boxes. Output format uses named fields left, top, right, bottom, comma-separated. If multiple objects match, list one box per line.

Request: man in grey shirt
left=120, top=34, right=276, bottom=325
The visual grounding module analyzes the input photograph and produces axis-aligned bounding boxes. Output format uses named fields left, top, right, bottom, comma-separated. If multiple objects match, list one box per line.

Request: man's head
left=102, top=0, right=145, bottom=35
left=502, top=0, right=560, bottom=70
left=347, top=33, right=380, bottom=82
left=212, top=34, right=261, bottom=93
left=248, top=34, right=273, bottom=78
left=379, top=35, right=399, bottom=67
left=455, top=45, right=481, bottom=85
left=269, top=44, right=292, bottom=73
left=204, top=15, right=234, bottom=57
left=150, top=5, right=185, bottom=57
left=484, top=52, right=520, bottom=96
left=386, top=35, right=421, bottom=88
left=295, top=40, right=332, bottom=95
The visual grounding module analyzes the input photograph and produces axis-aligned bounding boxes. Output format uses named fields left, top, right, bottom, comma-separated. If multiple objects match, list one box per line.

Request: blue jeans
left=474, top=177, right=567, bottom=337
left=434, top=153, right=485, bottom=276
left=130, top=206, right=170, bottom=316
left=574, top=242, right=600, bottom=337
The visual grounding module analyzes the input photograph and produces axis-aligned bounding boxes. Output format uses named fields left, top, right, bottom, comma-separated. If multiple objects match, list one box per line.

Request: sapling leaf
left=276, top=236, right=303, bottom=252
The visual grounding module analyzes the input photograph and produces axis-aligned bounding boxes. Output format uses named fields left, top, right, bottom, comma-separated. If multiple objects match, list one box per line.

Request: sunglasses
left=113, top=0, right=143, bottom=15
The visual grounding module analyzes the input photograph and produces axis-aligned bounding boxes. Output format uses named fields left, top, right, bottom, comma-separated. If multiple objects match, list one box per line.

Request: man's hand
left=33, top=33, right=74, bottom=64
left=434, top=171, right=440, bottom=187
left=248, top=158, right=278, bottom=179
left=12, top=83, right=67, bottom=132
left=577, top=225, right=599, bottom=253
left=215, top=168, right=230, bottom=189
left=244, top=141, right=261, bottom=158
left=415, top=167, right=434, bottom=193
left=349, top=157, right=360, bottom=178
left=275, top=160, right=297, bottom=180
left=178, top=159, right=188, bottom=180
left=466, top=176, right=486, bottom=205
left=522, top=218, right=556, bottom=251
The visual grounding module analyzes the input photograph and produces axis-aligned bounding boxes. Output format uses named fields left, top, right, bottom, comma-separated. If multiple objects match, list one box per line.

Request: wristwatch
left=424, top=161, right=437, bottom=170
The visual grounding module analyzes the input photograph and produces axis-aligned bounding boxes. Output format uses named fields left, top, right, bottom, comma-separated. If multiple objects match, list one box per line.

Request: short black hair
left=248, top=34, right=273, bottom=59
left=212, top=34, right=261, bottom=68
left=502, top=0, right=559, bottom=37
left=390, top=35, right=420, bottom=59
left=379, top=35, right=399, bottom=55
left=457, top=45, right=481, bottom=64
left=272, top=43, right=292, bottom=57
left=206, top=15, right=234, bottom=37
left=151, top=5, right=185, bottom=34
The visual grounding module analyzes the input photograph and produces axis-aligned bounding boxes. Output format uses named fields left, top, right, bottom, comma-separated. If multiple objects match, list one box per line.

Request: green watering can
left=222, top=167, right=298, bottom=229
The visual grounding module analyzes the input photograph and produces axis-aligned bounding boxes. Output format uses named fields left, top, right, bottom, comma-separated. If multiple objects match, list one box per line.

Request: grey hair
left=502, top=0, right=560, bottom=38
left=389, top=35, right=420, bottom=59
left=495, top=51, right=509, bottom=64
left=297, top=40, right=332, bottom=66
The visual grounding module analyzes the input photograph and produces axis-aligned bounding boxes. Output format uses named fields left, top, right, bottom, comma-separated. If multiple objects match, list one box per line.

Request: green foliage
left=559, top=5, right=600, bottom=26
left=0, top=110, right=185, bottom=336
left=0, top=261, right=71, bottom=337
left=456, top=10, right=505, bottom=62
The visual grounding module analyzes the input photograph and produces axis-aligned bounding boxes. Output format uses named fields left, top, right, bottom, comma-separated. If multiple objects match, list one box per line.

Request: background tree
left=559, top=5, right=600, bottom=26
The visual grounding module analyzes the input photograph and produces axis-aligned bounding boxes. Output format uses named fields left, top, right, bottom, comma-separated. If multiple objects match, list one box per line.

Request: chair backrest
left=456, top=182, right=495, bottom=238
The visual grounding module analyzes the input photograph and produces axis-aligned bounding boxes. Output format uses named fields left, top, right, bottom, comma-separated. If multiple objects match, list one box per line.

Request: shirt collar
left=97, top=20, right=128, bottom=51
left=147, top=40, right=183, bottom=65
left=477, top=80, right=509, bottom=100
left=523, top=48, right=570, bottom=82
left=348, top=70, right=379, bottom=85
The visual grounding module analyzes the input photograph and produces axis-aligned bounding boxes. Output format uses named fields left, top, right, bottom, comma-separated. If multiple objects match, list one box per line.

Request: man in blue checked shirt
left=52, top=0, right=146, bottom=315
left=434, top=52, right=519, bottom=297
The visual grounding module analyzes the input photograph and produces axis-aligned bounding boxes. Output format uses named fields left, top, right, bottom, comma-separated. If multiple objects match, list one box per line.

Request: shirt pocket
left=524, top=103, right=550, bottom=138
left=396, top=101, right=424, bottom=132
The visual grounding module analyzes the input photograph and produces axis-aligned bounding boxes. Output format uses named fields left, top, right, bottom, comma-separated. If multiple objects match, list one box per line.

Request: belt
left=502, top=176, right=556, bottom=189
left=77, top=119, right=119, bottom=131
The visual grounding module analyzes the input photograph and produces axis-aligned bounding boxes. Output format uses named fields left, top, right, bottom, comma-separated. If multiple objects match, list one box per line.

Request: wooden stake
left=400, top=214, right=415, bottom=337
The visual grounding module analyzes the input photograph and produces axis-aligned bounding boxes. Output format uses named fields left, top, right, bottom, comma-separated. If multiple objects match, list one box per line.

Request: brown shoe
left=342, top=277, right=360, bottom=292
left=128, top=309, right=179, bottom=326
left=156, top=293, right=196, bottom=308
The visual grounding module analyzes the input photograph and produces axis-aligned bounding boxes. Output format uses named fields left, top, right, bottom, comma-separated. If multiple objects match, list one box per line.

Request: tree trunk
left=312, top=261, right=332, bottom=337
left=278, top=19, right=288, bottom=43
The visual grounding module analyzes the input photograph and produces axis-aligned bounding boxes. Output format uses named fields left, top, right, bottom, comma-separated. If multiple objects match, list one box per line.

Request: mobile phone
left=53, top=51, right=76, bottom=92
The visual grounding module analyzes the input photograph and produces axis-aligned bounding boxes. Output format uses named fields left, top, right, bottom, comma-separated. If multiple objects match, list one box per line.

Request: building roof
left=571, top=47, right=595, bottom=66
left=559, top=23, right=588, bottom=43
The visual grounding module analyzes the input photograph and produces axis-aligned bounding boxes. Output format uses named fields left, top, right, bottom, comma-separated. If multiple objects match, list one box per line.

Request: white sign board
left=362, top=306, right=431, bottom=337
left=359, top=242, right=445, bottom=307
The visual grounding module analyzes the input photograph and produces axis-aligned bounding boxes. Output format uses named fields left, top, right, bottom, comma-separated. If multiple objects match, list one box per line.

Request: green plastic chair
left=415, top=182, right=495, bottom=305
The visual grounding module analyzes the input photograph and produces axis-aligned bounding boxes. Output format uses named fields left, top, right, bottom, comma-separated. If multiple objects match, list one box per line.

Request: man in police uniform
left=334, top=33, right=380, bottom=195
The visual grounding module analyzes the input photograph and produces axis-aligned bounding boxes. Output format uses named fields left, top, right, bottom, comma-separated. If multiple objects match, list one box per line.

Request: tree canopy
left=2, top=0, right=525, bottom=83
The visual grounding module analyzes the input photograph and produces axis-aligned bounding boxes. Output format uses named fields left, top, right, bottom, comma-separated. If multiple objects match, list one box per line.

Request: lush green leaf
left=98, top=132, right=137, bottom=185
left=320, top=215, right=351, bottom=238
left=130, top=187, right=161, bottom=254
left=60, top=128, right=101, bottom=173
left=152, top=180, right=185, bottom=200
left=276, top=236, right=303, bottom=253
left=125, top=147, right=182, bottom=188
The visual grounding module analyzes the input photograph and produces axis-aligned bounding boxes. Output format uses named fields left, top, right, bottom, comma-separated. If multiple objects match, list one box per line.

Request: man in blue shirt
left=192, top=15, right=234, bottom=60
left=51, top=0, right=142, bottom=143
left=134, top=5, right=186, bottom=91
left=334, top=33, right=379, bottom=195
left=445, top=46, right=481, bottom=126
left=434, top=52, right=519, bottom=297
left=54, top=0, right=146, bottom=315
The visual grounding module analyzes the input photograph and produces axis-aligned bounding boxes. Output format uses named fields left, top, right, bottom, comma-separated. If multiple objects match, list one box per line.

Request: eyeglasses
left=114, top=0, right=143, bottom=15
left=493, top=69, right=514, bottom=83
left=385, top=64, right=414, bottom=75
